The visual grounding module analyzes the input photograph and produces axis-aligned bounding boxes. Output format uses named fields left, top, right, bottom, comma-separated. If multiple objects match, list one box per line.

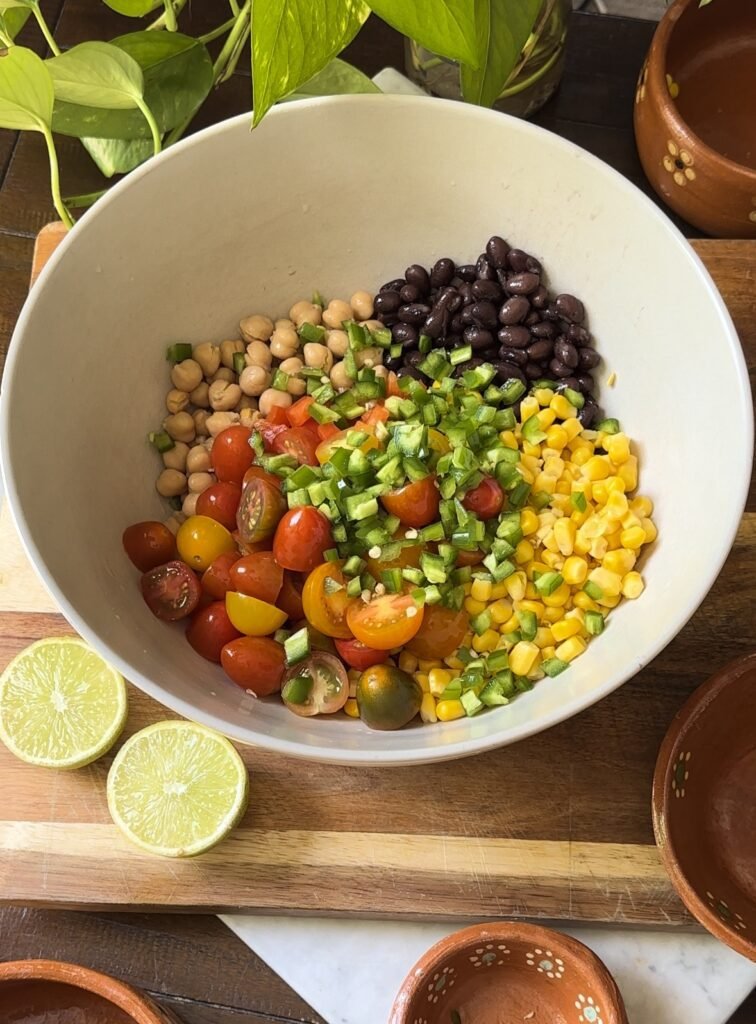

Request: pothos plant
left=0, top=0, right=546, bottom=228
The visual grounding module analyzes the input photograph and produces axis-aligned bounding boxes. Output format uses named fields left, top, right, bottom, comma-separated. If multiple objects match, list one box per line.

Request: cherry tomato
left=381, top=475, right=440, bottom=529
left=236, top=476, right=286, bottom=546
left=186, top=601, right=241, bottom=662
left=277, top=572, right=305, bottom=620
left=226, top=591, right=288, bottom=635
left=356, top=665, right=422, bottom=730
left=196, top=481, right=242, bottom=531
left=122, top=521, right=177, bottom=572
left=302, top=562, right=355, bottom=639
left=317, top=422, right=341, bottom=442
left=265, top=405, right=290, bottom=426
left=176, top=515, right=236, bottom=572
left=281, top=652, right=349, bottom=717
left=346, top=593, right=424, bottom=650
left=456, top=548, right=485, bottom=567
left=140, top=560, right=201, bottom=621
left=243, top=465, right=282, bottom=491
left=229, top=552, right=283, bottom=605
left=366, top=529, right=422, bottom=579
left=334, top=638, right=388, bottom=671
left=463, top=477, right=505, bottom=520
left=273, top=507, right=332, bottom=573
left=272, top=426, right=319, bottom=467
left=221, top=636, right=286, bottom=696
left=211, top=425, right=254, bottom=485
left=287, top=395, right=315, bottom=427
left=406, top=604, right=469, bottom=659
left=201, top=551, right=239, bottom=600
left=255, top=419, right=288, bottom=449
left=315, top=428, right=379, bottom=466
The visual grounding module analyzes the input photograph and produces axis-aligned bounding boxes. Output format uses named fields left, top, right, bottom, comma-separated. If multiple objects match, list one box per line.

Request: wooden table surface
left=1, top=7, right=754, bottom=1022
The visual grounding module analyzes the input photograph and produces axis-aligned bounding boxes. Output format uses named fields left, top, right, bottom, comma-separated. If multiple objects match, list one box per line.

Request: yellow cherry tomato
left=315, top=429, right=380, bottom=466
left=225, top=591, right=288, bottom=636
left=176, top=515, right=236, bottom=572
left=302, top=562, right=355, bottom=639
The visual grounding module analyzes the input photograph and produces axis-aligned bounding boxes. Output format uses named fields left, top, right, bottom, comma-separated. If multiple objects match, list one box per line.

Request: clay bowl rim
left=652, top=651, right=756, bottom=962
left=388, top=921, right=629, bottom=1024
left=647, top=0, right=756, bottom=182
left=0, top=959, right=171, bottom=1023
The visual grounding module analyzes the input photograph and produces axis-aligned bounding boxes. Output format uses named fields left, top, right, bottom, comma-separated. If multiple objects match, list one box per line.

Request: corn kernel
left=418, top=658, right=442, bottom=672
left=553, top=517, right=576, bottom=556
left=428, top=668, right=453, bottom=695
left=551, top=617, right=582, bottom=642
left=504, top=571, right=527, bottom=601
left=603, top=548, right=636, bottom=576
left=542, top=582, right=571, bottom=607
left=514, top=539, right=535, bottom=564
left=622, top=571, right=645, bottom=599
left=606, top=475, right=626, bottom=494
left=534, top=626, right=554, bottom=648
left=598, top=593, right=621, bottom=608
left=592, top=480, right=610, bottom=505
left=554, top=482, right=572, bottom=498
left=490, top=582, right=510, bottom=599
left=573, top=591, right=600, bottom=612
left=546, top=425, right=568, bottom=450
left=642, top=517, right=658, bottom=543
left=551, top=394, right=577, bottom=419
left=419, top=693, right=437, bottom=724
left=583, top=455, right=612, bottom=481
left=562, top=555, right=588, bottom=585
left=562, top=416, right=583, bottom=441
left=415, top=672, right=431, bottom=693
left=520, top=395, right=540, bottom=421
left=588, top=566, right=622, bottom=597
left=518, top=466, right=535, bottom=485
left=618, top=455, right=638, bottom=490
left=604, top=490, right=629, bottom=520
left=555, top=635, right=587, bottom=662
left=541, top=644, right=557, bottom=660
left=489, top=599, right=513, bottom=624
left=520, top=508, right=539, bottom=536
left=589, top=537, right=608, bottom=560
left=525, top=583, right=539, bottom=599
left=436, top=699, right=464, bottom=722
left=501, top=613, right=521, bottom=634
left=631, top=495, right=653, bottom=517
left=344, top=698, right=360, bottom=718
left=620, top=525, right=645, bottom=550
left=534, top=387, right=555, bottom=406
left=542, top=551, right=565, bottom=570
left=522, top=442, right=542, bottom=460
left=464, top=596, right=487, bottom=616
left=444, top=654, right=466, bottom=670
left=398, top=651, right=418, bottom=673
left=537, top=408, right=556, bottom=429
left=570, top=446, right=592, bottom=467
left=518, top=599, right=545, bottom=617
left=509, top=640, right=540, bottom=675
left=521, top=454, right=541, bottom=474
left=470, top=578, right=492, bottom=602
left=473, top=629, right=500, bottom=653
left=621, top=511, right=642, bottom=531
left=606, top=433, right=631, bottom=465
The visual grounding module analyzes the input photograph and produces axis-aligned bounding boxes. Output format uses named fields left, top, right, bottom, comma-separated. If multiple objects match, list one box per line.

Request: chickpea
left=186, top=445, right=211, bottom=474
left=165, top=388, right=189, bottom=415
left=289, top=300, right=322, bottom=328
left=279, top=356, right=306, bottom=395
left=162, top=441, right=189, bottom=472
left=330, top=361, right=352, bottom=391
left=193, top=342, right=221, bottom=378
left=323, top=299, right=353, bottom=330
left=362, top=319, right=384, bottom=334
left=374, top=364, right=389, bottom=381
left=303, top=342, right=333, bottom=373
left=188, top=471, right=214, bottom=494
left=276, top=317, right=294, bottom=329
left=182, top=492, right=199, bottom=517
left=326, top=329, right=349, bottom=357
left=212, top=367, right=235, bottom=383
left=270, top=325, right=299, bottom=361
left=355, top=346, right=382, bottom=369
left=239, top=314, right=274, bottom=343
left=156, top=468, right=187, bottom=498
left=163, top=412, right=195, bottom=443
left=163, top=513, right=185, bottom=535
left=206, top=411, right=240, bottom=436
left=190, top=381, right=210, bottom=408
left=171, top=358, right=203, bottom=393
left=193, top=409, right=210, bottom=437
left=237, top=395, right=257, bottom=410
left=350, top=290, right=374, bottom=321
left=245, top=340, right=272, bottom=370
left=240, top=407, right=260, bottom=430
left=209, top=379, right=242, bottom=411
left=258, top=389, right=293, bottom=417
left=220, top=339, right=245, bottom=369
left=239, top=364, right=270, bottom=397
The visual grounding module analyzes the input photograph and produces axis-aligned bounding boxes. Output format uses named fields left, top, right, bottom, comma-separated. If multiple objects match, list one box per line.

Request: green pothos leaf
left=460, top=0, right=543, bottom=107
left=369, top=0, right=481, bottom=68
left=0, top=45, right=53, bottom=131
left=284, top=58, right=380, bottom=101
left=0, top=7, right=31, bottom=40
left=47, top=40, right=145, bottom=109
left=82, top=135, right=153, bottom=176
left=101, top=0, right=162, bottom=17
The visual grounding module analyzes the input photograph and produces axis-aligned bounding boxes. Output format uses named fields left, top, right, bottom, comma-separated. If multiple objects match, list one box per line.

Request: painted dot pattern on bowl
left=672, top=750, right=691, bottom=798
left=705, top=891, right=748, bottom=933
left=468, top=943, right=510, bottom=968
left=525, top=948, right=565, bottom=979
left=577, top=993, right=604, bottom=1024
left=426, top=965, right=456, bottom=1004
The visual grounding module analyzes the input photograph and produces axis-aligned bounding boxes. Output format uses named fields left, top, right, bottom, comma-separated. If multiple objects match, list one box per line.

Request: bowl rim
left=387, top=921, right=629, bottom=1023
left=1, top=93, right=753, bottom=765
left=646, top=0, right=756, bottom=180
left=652, top=651, right=756, bottom=961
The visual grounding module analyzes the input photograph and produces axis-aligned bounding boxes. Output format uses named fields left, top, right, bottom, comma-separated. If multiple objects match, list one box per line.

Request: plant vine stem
left=31, top=1, right=60, bottom=56
left=147, top=0, right=187, bottom=31
left=199, top=15, right=237, bottom=45
left=0, top=26, right=14, bottom=47
left=41, top=127, right=73, bottom=229
left=135, top=97, right=162, bottom=157
left=503, top=0, right=561, bottom=88
left=228, top=0, right=240, bottom=15
left=162, top=0, right=177, bottom=31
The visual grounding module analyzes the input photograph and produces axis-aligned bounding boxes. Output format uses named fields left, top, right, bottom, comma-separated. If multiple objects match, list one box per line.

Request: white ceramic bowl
left=1, top=96, right=751, bottom=765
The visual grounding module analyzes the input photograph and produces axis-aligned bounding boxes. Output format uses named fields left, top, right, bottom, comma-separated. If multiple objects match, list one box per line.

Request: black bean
left=458, top=282, right=473, bottom=304
left=486, top=235, right=510, bottom=268
left=405, top=264, right=430, bottom=293
left=527, top=339, right=553, bottom=361
left=494, top=361, right=527, bottom=384
left=543, top=303, right=561, bottom=322
left=471, top=279, right=503, bottom=303
left=530, top=321, right=556, bottom=339
left=524, top=361, right=545, bottom=380
left=555, top=293, right=585, bottom=323
left=498, top=296, right=530, bottom=325
left=449, top=314, right=465, bottom=334
left=505, top=272, right=540, bottom=296
left=384, top=352, right=403, bottom=370
left=496, top=268, right=509, bottom=289
left=461, top=306, right=475, bottom=326
left=549, top=358, right=572, bottom=378
left=506, top=249, right=530, bottom=272
left=575, top=372, right=595, bottom=392
left=479, top=348, right=499, bottom=361
left=454, top=357, right=485, bottom=378
left=469, top=300, right=499, bottom=328
left=562, top=376, right=581, bottom=391
left=400, top=365, right=425, bottom=381
left=525, top=255, right=542, bottom=274
left=554, top=337, right=579, bottom=369
left=380, top=278, right=405, bottom=292
left=437, top=287, right=462, bottom=313
left=475, top=254, right=495, bottom=280
left=567, top=324, right=590, bottom=345
left=578, top=347, right=601, bottom=370
left=579, top=397, right=599, bottom=427
left=406, top=350, right=425, bottom=368
left=530, top=285, right=549, bottom=309
left=450, top=276, right=464, bottom=289
left=392, top=323, right=418, bottom=348
left=423, top=308, right=447, bottom=339
left=374, top=290, right=400, bottom=316
left=497, top=346, right=528, bottom=366
left=457, top=264, right=478, bottom=282
left=524, top=311, right=541, bottom=326
left=399, top=284, right=421, bottom=304
left=464, top=326, right=495, bottom=350
left=381, top=314, right=399, bottom=327
left=447, top=333, right=464, bottom=347
left=497, top=325, right=531, bottom=348
left=430, top=258, right=455, bottom=289
left=398, top=303, right=431, bottom=325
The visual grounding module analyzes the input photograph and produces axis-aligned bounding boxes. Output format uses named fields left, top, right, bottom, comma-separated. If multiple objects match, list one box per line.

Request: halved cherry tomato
left=201, top=551, right=239, bottom=600
left=273, top=507, right=332, bottom=573
left=221, top=636, right=286, bottom=696
left=463, top=476, right=505, bottom=520
left=266, top=405, right=290, bottom=426
left=196, top=481, right=242, bottom=531
left=406, top=604, right=469, bottom=659
left=272, top=426, right=319, bottom=467
left=281, top=652, right=349, bottom=717
left=366, top=530, right=422, bottom=579
left=123, top=521, right=177, bottom=572
left=317, top=422, right=341, bottom=442
left=277, top=572, right=305, bottom=620
left=177, top=515, right=236, bottom=572
left=315, top=428, right=379, bottom=465
left=456, top=548, right=485, bottom=567
left=211, top=426, right=254, bottom=485
left=381, top=475, right=440, bottom=529
left=233, top=531, right=274, bottom=556
left=346, top=593, right=424, bottom=650
left=186, top=601, right=241, bottom=662
left=254, top=419, right=288, bottom=450
left=236, top=476, right=286, bottom=546
left=140, top=560, right=200, bottom=621
left=287, top=395, right=315, bottom=427
left=334, top=637, right=388, bottom=671
left=226, top=591, right=288, bottom=636
left=243, top=465, right=282, bottom=491
left=229, top=552, right=283, bottom=605
left=302, top=562, right=355, bottom=639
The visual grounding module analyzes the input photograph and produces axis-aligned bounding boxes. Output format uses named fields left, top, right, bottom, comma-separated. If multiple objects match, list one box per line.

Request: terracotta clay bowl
left=389, top=922, right=628, bottom=1024
left=0, top=960, right=182, bottom=1023
left=653, top=652, right=756, bottom=961
left=634, top=0, right=756, bottom=237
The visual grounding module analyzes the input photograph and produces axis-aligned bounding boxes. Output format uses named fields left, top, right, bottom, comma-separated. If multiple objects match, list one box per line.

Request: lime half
left=107, top=720, right=249, bottom=857
left=0, top=637, right=127, bottom=769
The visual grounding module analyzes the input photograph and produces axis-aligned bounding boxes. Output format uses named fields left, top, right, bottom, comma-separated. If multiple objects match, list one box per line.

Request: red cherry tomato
left=186, top=601, right=241, bottom=662
left=196, top=481, right=242, bottom=531
left=236, top=475, right=286, bottom=546
left=277, top=571, right=305, bottom=620
left=406, top=604, right=469, bottom=659
left=140, top=560, right=201, bottom=621
left=272, top=427, right=319, bottom=467
left=255, top=419, right=288, bottom=449
left=211, top=426, right=254, bottom=485
left=229, top=552, right=284, bottom=605
left=221, top=636, right=286, bottom=696
left=122, top=521, right=177, bottom=572
left=380, top=475, right=440, bottom=528
left=334, top=638, right=389, bottom=671
left=243, top=465, right=282, bottom=491
left=463, top=477, right=505, bottom=520
left=201, top=551, right=239, bottom=600
left=273, top=507, right=332, bottom=573
left=456, top=548, right=485, bottom=567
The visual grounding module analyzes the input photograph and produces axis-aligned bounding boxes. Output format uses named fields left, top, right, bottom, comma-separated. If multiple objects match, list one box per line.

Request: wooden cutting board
left=0, top=232, right=753, bottom=925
